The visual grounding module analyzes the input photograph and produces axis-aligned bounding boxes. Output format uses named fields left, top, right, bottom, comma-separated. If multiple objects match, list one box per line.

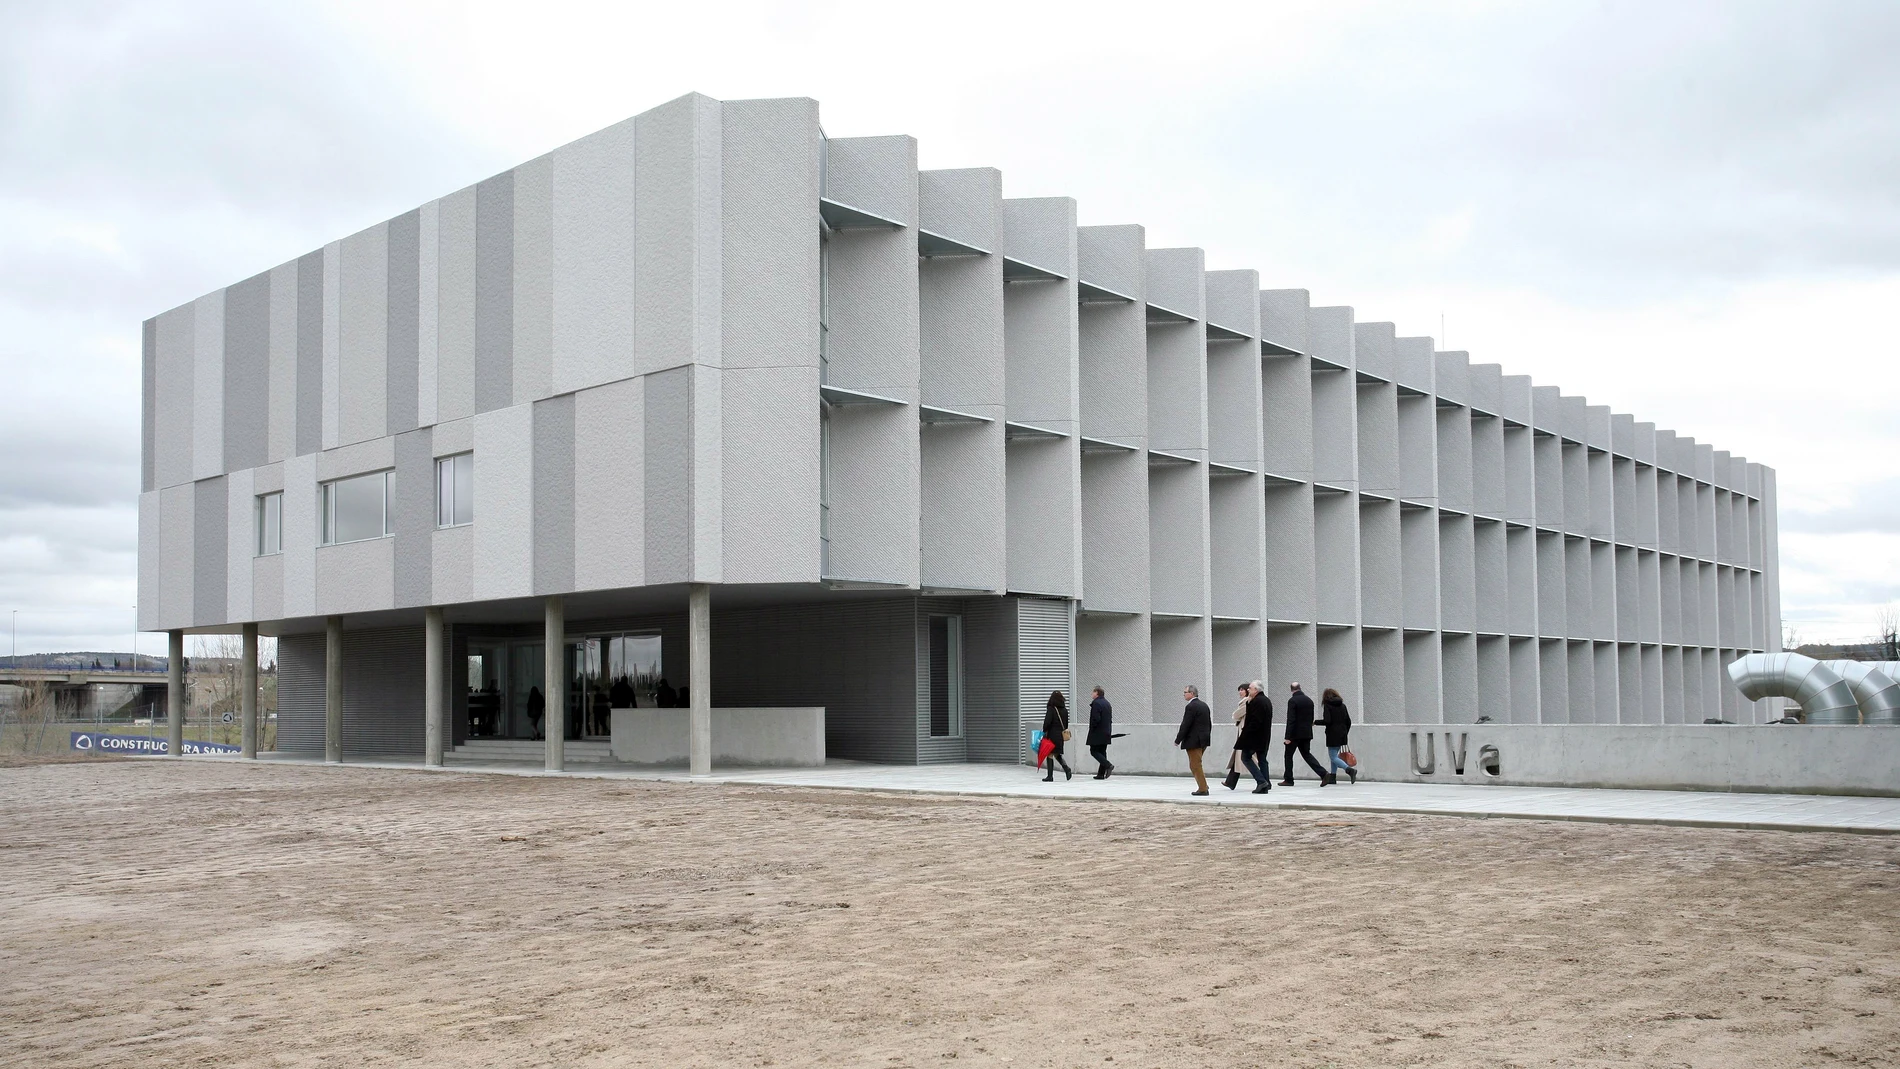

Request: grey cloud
left=0, top=502, right=140, bottom=654
left=0, top=421, right=138, bottom=510
left=0, top=0, right=504, bottom=323
left=0, top=3, right=491, bottom=216
left=1201, top=0, right=1900, bottom=299
left=1783, top=478, right=1900, bottom=535
left=0, top=503, right=139, bottom=561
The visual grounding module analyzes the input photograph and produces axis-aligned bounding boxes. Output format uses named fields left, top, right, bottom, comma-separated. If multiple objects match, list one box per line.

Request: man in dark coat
left=1281, top=682, right=1330, bottom=785
left=1086, top=686, right=1115, bottom=779
left=1174, top=685, right=1213, bottom=795
left=1237, top=679, right=1274, bottom=793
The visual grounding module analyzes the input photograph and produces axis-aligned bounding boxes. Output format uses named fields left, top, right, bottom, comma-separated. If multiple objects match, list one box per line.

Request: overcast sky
left=2, top=0, right=1895, bottom=655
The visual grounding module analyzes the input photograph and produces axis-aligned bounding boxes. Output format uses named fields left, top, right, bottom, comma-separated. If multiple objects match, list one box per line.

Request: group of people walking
left=1036, top=680, right=1357, bottom=795
left=1176, top=680, right=1354, bottom=796
left=1036, top=686, right=1119, bottom=781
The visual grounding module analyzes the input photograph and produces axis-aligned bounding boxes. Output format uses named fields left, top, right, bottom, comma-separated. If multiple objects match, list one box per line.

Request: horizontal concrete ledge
left=135, top=752, right=1900, bottom=835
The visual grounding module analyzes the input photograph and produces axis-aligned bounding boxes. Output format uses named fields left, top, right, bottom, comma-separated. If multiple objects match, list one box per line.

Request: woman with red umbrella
left=1038, top=690, right=1073, bottom=781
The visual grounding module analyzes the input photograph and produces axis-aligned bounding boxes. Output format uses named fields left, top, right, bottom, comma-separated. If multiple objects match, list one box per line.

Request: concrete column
left=424, top=607, right=445, bottom=767
left=689, top=582, right=711, bottom=775
left=166, top=630, right=184, bottom=757
left=240, top=624, right=258, bottom=759
left=325, top=616, right=343, bottom=763
left=544, top=596, right=564, bottom=772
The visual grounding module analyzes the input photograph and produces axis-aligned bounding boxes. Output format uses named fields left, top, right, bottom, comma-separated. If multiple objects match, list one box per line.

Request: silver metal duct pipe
left=1726, top=653, right=1862, bottom=724
left=1832, top=661, right=1900, bottom=725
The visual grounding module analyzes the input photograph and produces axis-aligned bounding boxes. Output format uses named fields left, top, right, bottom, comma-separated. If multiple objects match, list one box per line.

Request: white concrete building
left=136, top=92, right=1782, bottom=772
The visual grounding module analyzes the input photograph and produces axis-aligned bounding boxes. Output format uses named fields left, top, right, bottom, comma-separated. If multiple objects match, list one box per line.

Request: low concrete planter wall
left=610, top=707, right=826, bottom=768
left=1075, top=722, right=1900, bottom=796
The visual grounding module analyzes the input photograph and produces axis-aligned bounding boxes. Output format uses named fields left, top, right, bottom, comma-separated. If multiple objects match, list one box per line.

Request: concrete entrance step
left=449, top=739, right=616, bottom=763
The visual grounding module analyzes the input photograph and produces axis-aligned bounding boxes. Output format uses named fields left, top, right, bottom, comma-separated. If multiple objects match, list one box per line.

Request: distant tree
left=190, top=635, right=244, bottom=726
left=1782, top=623, right=1803, bottom=654
left=7, top=678, right=60, bottom=754
left=1877, top=604, right=1899, bottom=662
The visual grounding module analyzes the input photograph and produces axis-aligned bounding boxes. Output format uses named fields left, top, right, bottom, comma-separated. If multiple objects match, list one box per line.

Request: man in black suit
left=1281, top=681, right=1330, bottom=785
left=1086, top=686, right=1115, bottom=779
left=1237, top=679, right=1273, bottom=793
left=1174, top=685, right=1213, bottom=795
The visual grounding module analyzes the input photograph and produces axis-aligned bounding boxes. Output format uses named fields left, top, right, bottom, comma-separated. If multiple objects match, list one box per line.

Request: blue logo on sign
left=70, top=732, right=241, bottom=756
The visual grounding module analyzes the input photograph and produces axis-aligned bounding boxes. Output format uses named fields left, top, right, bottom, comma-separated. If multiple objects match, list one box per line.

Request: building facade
left=136, top=92, right=1782, bottom=767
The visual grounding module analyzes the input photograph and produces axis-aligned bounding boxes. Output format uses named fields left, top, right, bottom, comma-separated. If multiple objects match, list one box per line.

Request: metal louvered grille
left=268, top=626, right=427, bottom=759
left=277, top=633, right=325, bottom=755
left=339, top=625, right=426, bottom=758
left=1016, top=596, right=1075, bottom=762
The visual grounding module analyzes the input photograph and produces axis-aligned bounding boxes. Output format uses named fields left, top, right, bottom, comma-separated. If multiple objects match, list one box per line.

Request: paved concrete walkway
left=233, top=753, right=1900, bottom=834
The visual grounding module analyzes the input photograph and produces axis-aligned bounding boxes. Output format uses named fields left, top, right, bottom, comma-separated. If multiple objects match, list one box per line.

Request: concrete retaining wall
left=611, top=706, right=825, bottom=768
left=1080, top=722, right=1900, bottom=796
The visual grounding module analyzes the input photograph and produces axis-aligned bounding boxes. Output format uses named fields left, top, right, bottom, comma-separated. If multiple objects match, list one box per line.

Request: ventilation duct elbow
left=1833, top=661, right=1900, bottom=726
left=1725, top=653, right=1861, bottom=725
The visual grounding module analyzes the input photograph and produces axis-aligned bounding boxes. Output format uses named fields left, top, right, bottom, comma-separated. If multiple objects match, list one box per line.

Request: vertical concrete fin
left=532, top=394, right=576, bottom=595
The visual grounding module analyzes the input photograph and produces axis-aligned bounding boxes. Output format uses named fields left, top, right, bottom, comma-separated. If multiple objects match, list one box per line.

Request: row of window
left=254, top=453, right=474, bottom=556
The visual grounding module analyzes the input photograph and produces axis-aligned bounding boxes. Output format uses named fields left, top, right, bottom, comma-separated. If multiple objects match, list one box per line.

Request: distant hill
left=0, top=652, right=167, bottom=671
left=1795, top=641, right=1898, bottom=662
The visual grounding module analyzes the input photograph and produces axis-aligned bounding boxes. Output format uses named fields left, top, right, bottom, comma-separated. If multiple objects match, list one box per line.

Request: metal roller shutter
left=1015, top=596, right=1075, bottom=763
left=266, top=626, right=427, bottom=759
left=277, top=633, right=325, bottom=755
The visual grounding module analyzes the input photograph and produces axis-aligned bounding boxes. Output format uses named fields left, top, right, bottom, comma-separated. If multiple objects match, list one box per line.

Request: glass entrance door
left=609, top=634, right=663, bottom=708
left=466, top=632, right=663, bottom=742
left=466, top=642, right=505, bottom=737
left=568, top=633, right=664, bottom=737
left=508, top=642, right=544, bottom=739
left=568, top=637, right=604, bottom=739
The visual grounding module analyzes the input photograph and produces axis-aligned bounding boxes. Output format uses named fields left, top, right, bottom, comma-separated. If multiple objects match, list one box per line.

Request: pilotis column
left=689, top=583, right=711, bottom=776
left=325, top=616, right=343, bottom=763
left=240, top=624, right=258, bottom=759
left=545, top=597, right=564, bottom=772
left=425, top=607, right=445, bottom=767
left=167, top=630, right=184, bottom=757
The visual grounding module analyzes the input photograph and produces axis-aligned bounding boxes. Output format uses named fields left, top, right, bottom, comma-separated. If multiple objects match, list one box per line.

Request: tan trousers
left=1186, top=747, right=1208, bottom=792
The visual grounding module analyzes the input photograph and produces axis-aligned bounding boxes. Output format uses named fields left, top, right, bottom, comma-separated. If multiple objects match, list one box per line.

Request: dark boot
left=1321, top=774, right=1336, bottom=786
left=1347, top=766, right=1357, bottom=784
left=1251, top=783, right=1271, bottom=794
left=1279, top=779, right=1295, bottom=787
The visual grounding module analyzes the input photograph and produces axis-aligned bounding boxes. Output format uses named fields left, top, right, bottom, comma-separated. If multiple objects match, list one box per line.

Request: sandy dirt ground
left=2, top=757, right=1896, bottom=1068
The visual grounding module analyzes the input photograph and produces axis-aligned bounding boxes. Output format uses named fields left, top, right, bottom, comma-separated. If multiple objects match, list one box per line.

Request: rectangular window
left=254, top=492, right=282, bottom=556
left=928, top=615, right=963, bottom=737
left=436, top=452, right=474, bottom=528
left=321, top=470, right=393, bottom=545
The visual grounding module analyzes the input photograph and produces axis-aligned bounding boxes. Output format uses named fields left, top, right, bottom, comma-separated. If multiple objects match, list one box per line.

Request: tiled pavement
left=229, top=753, right=1900, bottom=834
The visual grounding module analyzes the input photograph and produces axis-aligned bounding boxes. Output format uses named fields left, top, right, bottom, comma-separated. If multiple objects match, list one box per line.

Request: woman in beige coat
left=1223, top=682, right=1250, bottom=790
